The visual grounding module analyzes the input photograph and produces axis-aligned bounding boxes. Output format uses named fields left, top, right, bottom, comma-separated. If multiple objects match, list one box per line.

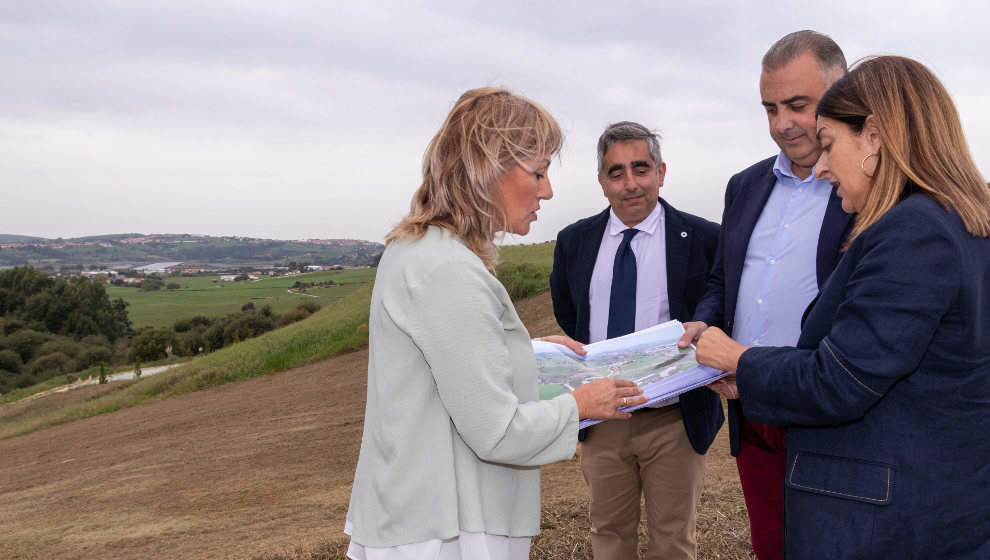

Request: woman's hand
left=695, top=327, right=747, bottom=373
left=537, top=335, right=587, bottom=356
left=570, top=378, right=647, bottom=420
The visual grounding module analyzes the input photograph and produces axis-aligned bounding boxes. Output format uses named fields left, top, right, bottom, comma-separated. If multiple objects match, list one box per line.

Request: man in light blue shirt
left=732, top=152, right=831, bottom=349
left=680, top=30, right=854, bottom=560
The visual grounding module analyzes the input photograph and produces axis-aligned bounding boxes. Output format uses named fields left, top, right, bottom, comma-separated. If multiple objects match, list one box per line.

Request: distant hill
left=0, top=233, right=384, bottom=269
left=0, top=234, right=47, bottom=243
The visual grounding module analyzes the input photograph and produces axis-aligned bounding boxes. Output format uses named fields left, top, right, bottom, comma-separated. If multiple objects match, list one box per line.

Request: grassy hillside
left=108, top=268, right=376, bottom=328
left=0, top=283, right=373, bottom=439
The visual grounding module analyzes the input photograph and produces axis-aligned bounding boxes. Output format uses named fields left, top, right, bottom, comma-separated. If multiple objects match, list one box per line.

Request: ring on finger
left=621, top=397, right=628, bottom=407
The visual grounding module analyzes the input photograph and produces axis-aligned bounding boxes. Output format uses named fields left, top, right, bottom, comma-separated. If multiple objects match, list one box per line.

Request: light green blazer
left=346, top=227, right=579, bottom=547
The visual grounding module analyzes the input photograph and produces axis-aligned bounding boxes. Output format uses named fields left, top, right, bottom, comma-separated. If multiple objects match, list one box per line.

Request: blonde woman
left=697, top=56, right=990, bottom=558
left=345, top=88, right=646, bottom=560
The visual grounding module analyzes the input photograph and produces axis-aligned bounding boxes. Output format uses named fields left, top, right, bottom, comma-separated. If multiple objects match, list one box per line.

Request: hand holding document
left=534, top=320, right=730, bottom=428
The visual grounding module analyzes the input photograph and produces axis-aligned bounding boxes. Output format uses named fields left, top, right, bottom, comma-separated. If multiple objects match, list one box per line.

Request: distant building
left=133, top=262, right=184, bottom=274
left=79, top=270, right=118, bottom=283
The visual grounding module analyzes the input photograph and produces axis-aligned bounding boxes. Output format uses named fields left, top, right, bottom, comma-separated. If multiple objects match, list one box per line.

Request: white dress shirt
left=588, top=202, right=676, bottom=406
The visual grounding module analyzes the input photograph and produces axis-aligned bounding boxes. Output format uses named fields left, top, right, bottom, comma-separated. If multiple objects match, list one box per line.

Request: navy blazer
left=736, top=195, right=990, bottom=558
left=691, top=155, right=853, bottom=455
left=550, top=197, right=724, bottom=454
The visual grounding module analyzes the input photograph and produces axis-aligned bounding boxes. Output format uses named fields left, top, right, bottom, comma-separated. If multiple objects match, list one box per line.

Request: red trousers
left=736, top=416, right=787, bottom=560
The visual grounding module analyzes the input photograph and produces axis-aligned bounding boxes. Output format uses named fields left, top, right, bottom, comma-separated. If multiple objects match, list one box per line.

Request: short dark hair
left=762, top=30, right=847, bottom=77
left=597, top=121, right=661, bottom=174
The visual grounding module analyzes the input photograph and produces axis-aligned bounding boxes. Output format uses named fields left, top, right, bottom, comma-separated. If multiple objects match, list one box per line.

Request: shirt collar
left=608, top=200, right=664, bottom=237
left=773, top=151, right=820, bottom=185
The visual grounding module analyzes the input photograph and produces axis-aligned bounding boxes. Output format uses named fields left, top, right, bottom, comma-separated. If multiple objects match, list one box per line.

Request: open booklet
left=533, top=320, right=729, bottom=428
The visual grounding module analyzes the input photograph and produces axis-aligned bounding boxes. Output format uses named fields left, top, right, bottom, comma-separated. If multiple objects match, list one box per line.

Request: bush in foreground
left=496, top=262, right=552, bottom=300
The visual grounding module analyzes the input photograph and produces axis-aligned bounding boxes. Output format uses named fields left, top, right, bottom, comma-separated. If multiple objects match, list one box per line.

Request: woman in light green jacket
left=345, top=87, right=645, bottom=560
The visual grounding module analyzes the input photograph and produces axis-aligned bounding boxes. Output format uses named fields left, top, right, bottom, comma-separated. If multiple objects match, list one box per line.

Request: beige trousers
left=581, top=405, right=706, bottom=560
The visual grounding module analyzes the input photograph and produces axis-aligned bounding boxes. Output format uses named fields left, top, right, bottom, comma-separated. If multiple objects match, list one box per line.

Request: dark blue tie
left=607, top=228, right=639, bottom=339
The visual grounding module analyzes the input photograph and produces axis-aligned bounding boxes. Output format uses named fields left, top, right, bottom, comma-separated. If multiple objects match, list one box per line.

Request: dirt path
left=0, top=292, right=750, bottom=559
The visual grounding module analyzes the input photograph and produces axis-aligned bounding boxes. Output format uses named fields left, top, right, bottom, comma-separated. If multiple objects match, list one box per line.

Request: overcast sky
left=3, top=1, right=989, bottom=244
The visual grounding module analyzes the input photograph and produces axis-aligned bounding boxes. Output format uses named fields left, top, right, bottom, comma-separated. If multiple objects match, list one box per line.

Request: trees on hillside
left=0, top=267, right=134, bottom=393
left=0, top=267, right=132, bottom=341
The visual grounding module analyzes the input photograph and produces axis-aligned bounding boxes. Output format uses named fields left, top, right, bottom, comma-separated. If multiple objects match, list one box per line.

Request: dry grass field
left=0, top=292, right=754, bottom=559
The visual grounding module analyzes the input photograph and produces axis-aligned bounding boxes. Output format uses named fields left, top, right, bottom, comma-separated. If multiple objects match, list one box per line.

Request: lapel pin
left=680, top=231, right=688, bottom=238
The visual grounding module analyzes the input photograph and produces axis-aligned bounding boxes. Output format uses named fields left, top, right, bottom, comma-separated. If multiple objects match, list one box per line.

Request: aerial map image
left=534, top=320, right=727, bottom=427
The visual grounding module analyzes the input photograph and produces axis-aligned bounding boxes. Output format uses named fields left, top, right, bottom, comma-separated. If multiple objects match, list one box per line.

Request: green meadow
left=107, top=268, right=377, bottom=328
left=498, top=241, right=554, bottom=266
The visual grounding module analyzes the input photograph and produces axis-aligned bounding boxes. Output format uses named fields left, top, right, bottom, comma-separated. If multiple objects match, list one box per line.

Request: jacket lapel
left=662, top=199, right=690, bottom=321
left=576, top=208, right=610, bottom=343
left=816, top=188, right=854, bottom=286
left=726, top=166, right=776, bottom=317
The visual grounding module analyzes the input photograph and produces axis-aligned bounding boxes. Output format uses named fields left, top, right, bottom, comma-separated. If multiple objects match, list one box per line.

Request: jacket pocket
left=786, top=451, right=894, bottom=506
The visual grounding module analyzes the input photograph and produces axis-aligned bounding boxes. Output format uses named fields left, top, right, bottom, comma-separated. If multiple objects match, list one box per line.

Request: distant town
left=74, top=261, right=368, bottom=287
left=0, top=233, right=384, bottom=276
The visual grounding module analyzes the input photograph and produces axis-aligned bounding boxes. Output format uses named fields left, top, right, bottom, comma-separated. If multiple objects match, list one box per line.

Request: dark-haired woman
left=697, top=56, right=990, bottom=558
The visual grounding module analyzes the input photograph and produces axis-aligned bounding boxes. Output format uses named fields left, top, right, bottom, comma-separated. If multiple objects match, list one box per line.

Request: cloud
left=1, top=1, right=989, bottom=242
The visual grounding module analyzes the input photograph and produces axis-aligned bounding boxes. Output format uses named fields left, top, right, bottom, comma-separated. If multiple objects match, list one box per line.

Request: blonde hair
left=386, top=87, right=562, bottom=269
left=817, top=56, right=990, bottom=243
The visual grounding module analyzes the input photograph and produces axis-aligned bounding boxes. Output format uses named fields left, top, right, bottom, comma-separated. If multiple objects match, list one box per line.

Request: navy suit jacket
left=691, top=156, right=853, bottom=456
left=736, top=194, right=990, bottom=558
left=550, top=197, right=724, bottom=454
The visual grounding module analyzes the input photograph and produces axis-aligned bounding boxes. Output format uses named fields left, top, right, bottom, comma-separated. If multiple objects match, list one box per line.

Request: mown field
left=106, top=268, right=376, bottom=328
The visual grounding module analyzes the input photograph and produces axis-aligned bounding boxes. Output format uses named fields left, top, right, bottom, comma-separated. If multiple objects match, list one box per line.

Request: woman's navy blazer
left=737, top=194, right=990, bottom=559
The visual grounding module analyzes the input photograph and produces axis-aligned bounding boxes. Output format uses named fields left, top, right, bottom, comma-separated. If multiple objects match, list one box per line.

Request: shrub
left=223, top=313, right=275, bottom=345
left=495, top=262, right=551, bottom=301
left=77, top=346, right=113, bottom=369
left=129, top=328, right=176, bottom=362
left=80, top=334, right=111, bottom=348
left=0, top=349, right=24, bottom=373
left=26, top=351, right=72, bottom=376
left=2, top=329, right=53, bottom=362
left=141, top=278, right=164, bottom=291
left=14, top=372, right=37, bottom=389
left=174, top=315, right=213, bottom=333
left=1, top=318, right=26, bottom=335
left=277, top=308, right=311, bottom=328
left=203, top=319, right=229, bottom=352
left=166, top=282, right=181, bottom=290
left=37, top=338, right=83, bottom=359
left=297, top=301, right=321, bottom=314
left=173, top=329, right=206, bottom=356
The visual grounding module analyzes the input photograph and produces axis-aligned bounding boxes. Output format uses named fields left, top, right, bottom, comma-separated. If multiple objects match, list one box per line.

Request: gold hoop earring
left=861, top=152, right=878, bottom=178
